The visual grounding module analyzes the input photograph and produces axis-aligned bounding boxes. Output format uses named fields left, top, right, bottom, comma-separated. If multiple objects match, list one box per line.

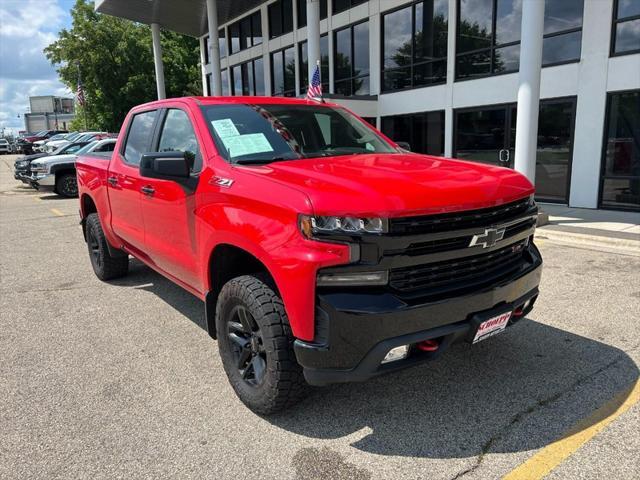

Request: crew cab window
left=123, top=110, right=157, bottom=165
left=157, top=109, right=202, bottom=172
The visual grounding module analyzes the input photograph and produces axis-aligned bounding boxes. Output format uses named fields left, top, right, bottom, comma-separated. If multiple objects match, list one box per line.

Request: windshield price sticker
left=211, top=118, right=240, bottom=139
left=222, top=133, right=274, bottom=158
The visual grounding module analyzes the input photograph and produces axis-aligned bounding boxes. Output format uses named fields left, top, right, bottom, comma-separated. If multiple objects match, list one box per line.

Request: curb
left=536, top=226, right=640, bottom=256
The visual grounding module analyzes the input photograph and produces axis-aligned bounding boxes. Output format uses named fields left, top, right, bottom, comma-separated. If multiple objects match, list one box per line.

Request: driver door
left=140, top=107, right=204, bottom=292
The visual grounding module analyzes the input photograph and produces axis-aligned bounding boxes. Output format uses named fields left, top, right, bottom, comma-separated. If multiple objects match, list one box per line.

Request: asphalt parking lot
left=1, top=154, right=639, bottom=480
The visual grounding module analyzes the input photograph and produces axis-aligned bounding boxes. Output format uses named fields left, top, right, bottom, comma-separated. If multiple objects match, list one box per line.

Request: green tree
left=45, top=0, right=201, bottom=132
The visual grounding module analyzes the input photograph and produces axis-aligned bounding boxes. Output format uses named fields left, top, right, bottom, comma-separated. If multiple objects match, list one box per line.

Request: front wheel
left=56, top=172, right=78, bottom=197
left=216, top=275, right=308, bottom=414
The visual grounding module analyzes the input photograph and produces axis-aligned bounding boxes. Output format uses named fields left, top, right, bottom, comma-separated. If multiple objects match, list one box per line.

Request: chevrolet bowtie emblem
left=469, top=227, right=505, bottom=248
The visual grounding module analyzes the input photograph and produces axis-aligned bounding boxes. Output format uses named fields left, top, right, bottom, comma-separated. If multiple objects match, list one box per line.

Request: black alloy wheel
left=57, top=173, right=78, bottom=197
left=227, top=305, right=267, bottom=387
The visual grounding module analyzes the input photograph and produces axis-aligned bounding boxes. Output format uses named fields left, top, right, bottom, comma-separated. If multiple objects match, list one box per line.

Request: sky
left=0, top=0, right=75, bottom=135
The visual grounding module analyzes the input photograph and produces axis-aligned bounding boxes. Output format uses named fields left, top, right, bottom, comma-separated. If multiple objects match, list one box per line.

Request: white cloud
left=0, top=0, right=71, bottom=134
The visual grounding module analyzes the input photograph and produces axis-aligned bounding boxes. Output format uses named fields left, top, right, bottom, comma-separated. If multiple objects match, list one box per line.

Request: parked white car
left=29, top=138, right=116, bottom=197
left=44, top=132, right=80, bottom=153
left=0, top=138, right=9, bottom=154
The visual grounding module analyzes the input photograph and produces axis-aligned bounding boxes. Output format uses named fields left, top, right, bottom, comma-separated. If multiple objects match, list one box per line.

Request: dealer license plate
left=472, top=311, right=512, bottom=344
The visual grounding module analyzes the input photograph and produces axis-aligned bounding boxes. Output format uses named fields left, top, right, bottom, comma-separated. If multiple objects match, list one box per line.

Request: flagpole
left=317, top=60, right=325, bottom=103
left=76, top=61, right=88, bottom=130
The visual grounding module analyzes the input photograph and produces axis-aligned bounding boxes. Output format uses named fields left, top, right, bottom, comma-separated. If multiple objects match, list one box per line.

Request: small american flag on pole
left=76, top=78, right=85, bottom=107
left=307, top=61, right=322, bottom=100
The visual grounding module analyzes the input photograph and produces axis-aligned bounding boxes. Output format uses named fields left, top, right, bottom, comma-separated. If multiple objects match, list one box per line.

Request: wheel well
left=55, top=168, right=76, bottom=180
left=80, top=194, right=97, bottom=239
left=206, top=244, right=276, bottom=338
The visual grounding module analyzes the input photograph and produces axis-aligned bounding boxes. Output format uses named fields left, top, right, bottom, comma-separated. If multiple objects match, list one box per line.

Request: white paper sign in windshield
left=222, top=133, right=274, bottom=158
left=211, top=119, right=275, bottom=158
left=211, top=118, right=240, bottom=138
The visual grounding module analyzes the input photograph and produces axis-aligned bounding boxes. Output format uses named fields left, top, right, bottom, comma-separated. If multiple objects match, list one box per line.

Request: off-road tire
left=85, top=213, right=129, bottom=280
left=56, top=172, right=78, bottom=198
left=216, top=275, right=308, bottom=414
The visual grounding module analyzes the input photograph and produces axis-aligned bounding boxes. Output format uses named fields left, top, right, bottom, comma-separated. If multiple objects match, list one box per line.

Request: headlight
left=31, top=164, right=47, bottom=173
left=299, top=215, right=387, bottom=238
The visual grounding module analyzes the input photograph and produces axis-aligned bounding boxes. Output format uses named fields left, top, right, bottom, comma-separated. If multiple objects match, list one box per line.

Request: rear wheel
left=216, top=275, right=308, bottom=414
left=85, top=213, right=128, bottom=280
left=56, top=172, right=78, bottom=198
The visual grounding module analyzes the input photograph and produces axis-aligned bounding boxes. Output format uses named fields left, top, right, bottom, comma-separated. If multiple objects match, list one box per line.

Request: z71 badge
left=211, top=177, right=234, bottom=188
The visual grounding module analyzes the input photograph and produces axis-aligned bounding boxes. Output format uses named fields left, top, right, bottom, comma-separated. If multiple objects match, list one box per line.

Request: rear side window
left=123, top=110, right=157, bottom=165
left=95, top=142, right=115, bottom=152
left=157, top=109, right=202, bottom=172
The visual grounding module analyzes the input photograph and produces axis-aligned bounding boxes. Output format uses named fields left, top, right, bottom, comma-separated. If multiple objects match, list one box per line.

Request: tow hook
left=416, top=339, right=440, bottom=352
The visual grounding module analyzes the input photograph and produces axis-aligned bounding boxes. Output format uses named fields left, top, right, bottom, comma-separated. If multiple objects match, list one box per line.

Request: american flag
left=307, top=62, right=322, bottom=100
left=76, top=79, right=85, bottom=107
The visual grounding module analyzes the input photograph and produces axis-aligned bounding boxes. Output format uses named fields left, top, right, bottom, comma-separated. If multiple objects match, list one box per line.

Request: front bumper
left=28, top=173, right=55, bottom=189
left=294, top=244, right=542, bottom=385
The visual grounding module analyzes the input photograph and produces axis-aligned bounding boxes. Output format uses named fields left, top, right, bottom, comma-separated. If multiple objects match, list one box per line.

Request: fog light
left=382, top=345, right=409, bottom=364
left=316, top=271, right=388, bottom=287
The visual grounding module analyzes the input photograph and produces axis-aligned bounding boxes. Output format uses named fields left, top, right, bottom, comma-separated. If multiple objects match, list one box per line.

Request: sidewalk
left=536, top=204, right=640, bottom=256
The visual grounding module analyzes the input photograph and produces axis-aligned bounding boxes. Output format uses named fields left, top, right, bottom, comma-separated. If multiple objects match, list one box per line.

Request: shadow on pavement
left=112, top=258, right=639, bottom=460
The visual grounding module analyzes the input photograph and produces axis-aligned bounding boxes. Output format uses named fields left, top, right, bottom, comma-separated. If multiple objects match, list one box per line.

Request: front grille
left=390, top=197, right=531, bottom=235
left=389, top=240, right=530, bottom=297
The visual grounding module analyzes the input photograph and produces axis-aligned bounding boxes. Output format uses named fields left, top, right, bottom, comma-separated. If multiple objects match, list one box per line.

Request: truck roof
left=132, top=96, right=338, bottom=111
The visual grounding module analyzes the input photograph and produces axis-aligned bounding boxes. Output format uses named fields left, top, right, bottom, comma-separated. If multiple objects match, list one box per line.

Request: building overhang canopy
left=95, top=0, right=265, bottom=37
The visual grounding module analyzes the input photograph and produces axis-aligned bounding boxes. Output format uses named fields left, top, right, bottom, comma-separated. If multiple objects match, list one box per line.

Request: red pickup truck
left=76, top=96, right=542, bottom=413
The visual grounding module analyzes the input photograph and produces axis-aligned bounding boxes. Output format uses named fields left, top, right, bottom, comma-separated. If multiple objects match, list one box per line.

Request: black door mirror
left=396, top=141, right=411, bottom=152
left=140, top=152, right=190, bottom=180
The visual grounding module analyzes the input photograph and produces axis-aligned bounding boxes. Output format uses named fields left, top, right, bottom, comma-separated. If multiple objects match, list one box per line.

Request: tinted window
left=269, top=0, right=292, bottom=38
left=271, top=46, right=296, bottom=96
left=612, top=1, right=640, bottom=56
left=297, top=0, right=327, bottom=27
left=381, top=111, right=445, bottom=156
left=123, top=110, right=157, bottom=165
left=95, top=142, right=115, bottom=153
left=456, top=0, right=584, bottom=79
left=600, top=90, right=640, bottom=211
left=229, top=23, right=240, bottom=54
left=158, top=109, right=202, bottom=172
left=333, top=0, right=367, bottom=14
left=382, top=1, right=448, bottom=92
left=219, top=29, right=227, bottom=58
left=299, top=35, right=329, bottom=90
left=334, top=21, right=369, bottom=96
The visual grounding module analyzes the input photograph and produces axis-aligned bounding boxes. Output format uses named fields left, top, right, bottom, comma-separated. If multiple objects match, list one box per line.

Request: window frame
left=380, top=1, right=449, bottom=94
left=228, top=11, right=262, bottom=55
left=230, top=57, right=265, bottom=96
left=455, top=0, right=584, bottom=82
left=270, top=46, right=297, bottom=97
left=333, top=0, right=367, bottom=15
left=381, top=110, right=446, bottom=156
left=333, top=19, right=371, bottom=97
left=154, top=107, right=203, bottom=174
left=120, top=109, right=160, bottom=167
left=598, top=89, right=640, bottom=212
left=268, top=0, right=294, bottom=39
left=610, top=0, right=640, bottom=57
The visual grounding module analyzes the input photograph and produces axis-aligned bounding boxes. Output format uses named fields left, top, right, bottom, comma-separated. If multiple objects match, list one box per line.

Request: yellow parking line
left=503, top=379, right=640, bottom=480
left=50, top=208, right=65, bottom=217
left=33, top=196, right=42, bottom=202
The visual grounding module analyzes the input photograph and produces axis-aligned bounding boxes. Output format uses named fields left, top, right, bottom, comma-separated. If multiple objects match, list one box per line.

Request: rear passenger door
left=108, top=110, right=158, bottom=255
left=139, top=107, right=204, bottom=291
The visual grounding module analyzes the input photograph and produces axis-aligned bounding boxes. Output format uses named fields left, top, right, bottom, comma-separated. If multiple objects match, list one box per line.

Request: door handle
left=107, top=176, right=118, bottom=186
left=141, top=185, right=155, bottom=196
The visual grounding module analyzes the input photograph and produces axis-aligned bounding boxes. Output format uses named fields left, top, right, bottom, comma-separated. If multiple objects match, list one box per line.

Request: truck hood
left=32, top=153, right=76, bottom=166
left=240, top=153, right=534, bottom=217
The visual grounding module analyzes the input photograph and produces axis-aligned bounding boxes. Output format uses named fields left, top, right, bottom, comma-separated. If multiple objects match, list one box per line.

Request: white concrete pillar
left=206, top=0, right=222, bottom=96
left=151, top=23, right=166, bottom=100
left=306, top=0, right=321, bottom=86
left=569, top=0, right=615, bottom=209
left=514, top=0, right=545, bottom=183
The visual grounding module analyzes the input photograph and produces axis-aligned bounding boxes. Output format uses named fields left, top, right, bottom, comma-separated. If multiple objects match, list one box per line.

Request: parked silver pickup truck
left=29, top=138, right=116, bottom=197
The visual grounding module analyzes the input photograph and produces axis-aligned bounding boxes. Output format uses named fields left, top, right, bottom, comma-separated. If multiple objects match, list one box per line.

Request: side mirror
left=396, top=141, right=411, bottom=152
left=140, top=152, right=190, bottom=180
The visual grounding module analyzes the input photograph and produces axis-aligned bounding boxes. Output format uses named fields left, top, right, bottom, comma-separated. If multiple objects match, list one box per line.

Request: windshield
left=201, top=103, right=396, bottom=164
left=48, top=134, right=65, bottom=141
left=57, top=143, right=84, bottom=154
left=76, top=141, right=98, bottom=155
